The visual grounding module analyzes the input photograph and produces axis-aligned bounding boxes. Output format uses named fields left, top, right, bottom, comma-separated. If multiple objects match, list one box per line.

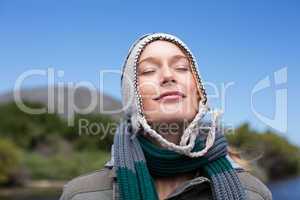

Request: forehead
left=139, top=40, right=187, bottom=61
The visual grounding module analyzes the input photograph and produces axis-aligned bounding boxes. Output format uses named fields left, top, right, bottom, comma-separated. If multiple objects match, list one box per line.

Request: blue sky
left=0, top=0, right=299, bottom=144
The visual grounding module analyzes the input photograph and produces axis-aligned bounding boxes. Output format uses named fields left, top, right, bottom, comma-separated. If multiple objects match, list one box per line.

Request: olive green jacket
left=59, top=165, right=272, bottom=200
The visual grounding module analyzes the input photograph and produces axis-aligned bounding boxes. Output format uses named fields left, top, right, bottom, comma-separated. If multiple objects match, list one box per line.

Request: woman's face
left=138, top=40, right=200, bottom=125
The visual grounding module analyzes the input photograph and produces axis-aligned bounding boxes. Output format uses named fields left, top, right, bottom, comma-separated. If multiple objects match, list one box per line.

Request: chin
left=148, top=112, right=195, bottom=124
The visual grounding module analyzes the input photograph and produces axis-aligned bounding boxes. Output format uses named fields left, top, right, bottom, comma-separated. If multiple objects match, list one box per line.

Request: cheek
left=191, top=80, right=200, bottom=100
left=138, top=78, right=158, bottom=97
left=184, top=74, right=200, bottom=106
left=138, top=77, right=159, bottom=109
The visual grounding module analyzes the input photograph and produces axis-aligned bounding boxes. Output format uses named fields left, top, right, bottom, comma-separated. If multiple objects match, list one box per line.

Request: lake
left=268, top=176, right=300, bottom=200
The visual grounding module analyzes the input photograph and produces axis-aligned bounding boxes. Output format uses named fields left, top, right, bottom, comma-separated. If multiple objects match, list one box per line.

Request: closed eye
left=175, top=65, right=190, bottom=71
left=141, top=69, right=156, bottom=75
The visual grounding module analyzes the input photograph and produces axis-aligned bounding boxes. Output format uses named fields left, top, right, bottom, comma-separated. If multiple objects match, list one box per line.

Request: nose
left=160, top=65, right=176, bottom=86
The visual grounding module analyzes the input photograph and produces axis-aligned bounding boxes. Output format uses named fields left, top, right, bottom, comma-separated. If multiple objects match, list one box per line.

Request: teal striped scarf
left=113, top=120, right=246, bottom=200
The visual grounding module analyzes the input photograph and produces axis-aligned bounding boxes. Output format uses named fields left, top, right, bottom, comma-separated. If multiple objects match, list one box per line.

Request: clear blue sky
left=0, top=0, right=299, bottom=144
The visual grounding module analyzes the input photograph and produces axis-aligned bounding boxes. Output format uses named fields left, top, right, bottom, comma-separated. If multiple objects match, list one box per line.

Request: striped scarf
left=113, top=119, right=246, bottom=200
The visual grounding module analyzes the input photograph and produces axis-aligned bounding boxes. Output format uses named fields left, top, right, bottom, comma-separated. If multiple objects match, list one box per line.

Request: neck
left=145, top=121, right=187, bottom=146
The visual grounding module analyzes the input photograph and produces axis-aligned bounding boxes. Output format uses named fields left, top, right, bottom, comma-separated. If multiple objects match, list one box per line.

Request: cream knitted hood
left=120, top=32, right=221, bottom=157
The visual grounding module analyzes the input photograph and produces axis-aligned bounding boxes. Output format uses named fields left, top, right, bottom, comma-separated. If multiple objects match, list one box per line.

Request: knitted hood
left=120, top=32, right=221, bottom=157
left=103, top=34, right=247, bottom=200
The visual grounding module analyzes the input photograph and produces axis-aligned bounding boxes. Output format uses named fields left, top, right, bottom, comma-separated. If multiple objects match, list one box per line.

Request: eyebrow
left=138, top=54, right=189, bottom=66
left=138, top=56, right=160, bottom=66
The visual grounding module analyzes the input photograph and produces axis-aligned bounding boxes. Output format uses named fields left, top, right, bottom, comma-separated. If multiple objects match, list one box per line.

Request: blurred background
left=0, top=0, right=299, bottom=199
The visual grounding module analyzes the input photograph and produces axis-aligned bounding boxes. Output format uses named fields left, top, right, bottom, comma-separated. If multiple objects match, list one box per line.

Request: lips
left=153, top=91, right=186, bottom=101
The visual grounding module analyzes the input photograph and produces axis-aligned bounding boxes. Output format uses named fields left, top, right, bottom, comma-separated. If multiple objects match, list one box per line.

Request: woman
left=59, top=33, right=272, bottom=200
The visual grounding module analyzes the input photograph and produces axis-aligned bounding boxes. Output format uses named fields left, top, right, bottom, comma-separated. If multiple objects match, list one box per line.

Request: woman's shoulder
left=58, top=166, right=272, bottom=200
left=59, top=167, right=114, bottom=200
left=236, top=169, right=273, bottom=200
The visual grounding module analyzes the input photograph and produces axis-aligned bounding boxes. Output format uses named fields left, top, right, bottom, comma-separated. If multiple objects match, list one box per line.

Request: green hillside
left=0, top=101, right=299, bottom=186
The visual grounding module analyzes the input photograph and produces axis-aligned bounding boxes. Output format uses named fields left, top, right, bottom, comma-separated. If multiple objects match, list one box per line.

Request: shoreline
left=0, top=180, right=66, bottom=197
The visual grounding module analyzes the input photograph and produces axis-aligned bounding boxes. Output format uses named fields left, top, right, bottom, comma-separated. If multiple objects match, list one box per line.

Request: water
left=268, top=176, right=300, bottom=200
left=0, top=188, right=60, bottom=200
